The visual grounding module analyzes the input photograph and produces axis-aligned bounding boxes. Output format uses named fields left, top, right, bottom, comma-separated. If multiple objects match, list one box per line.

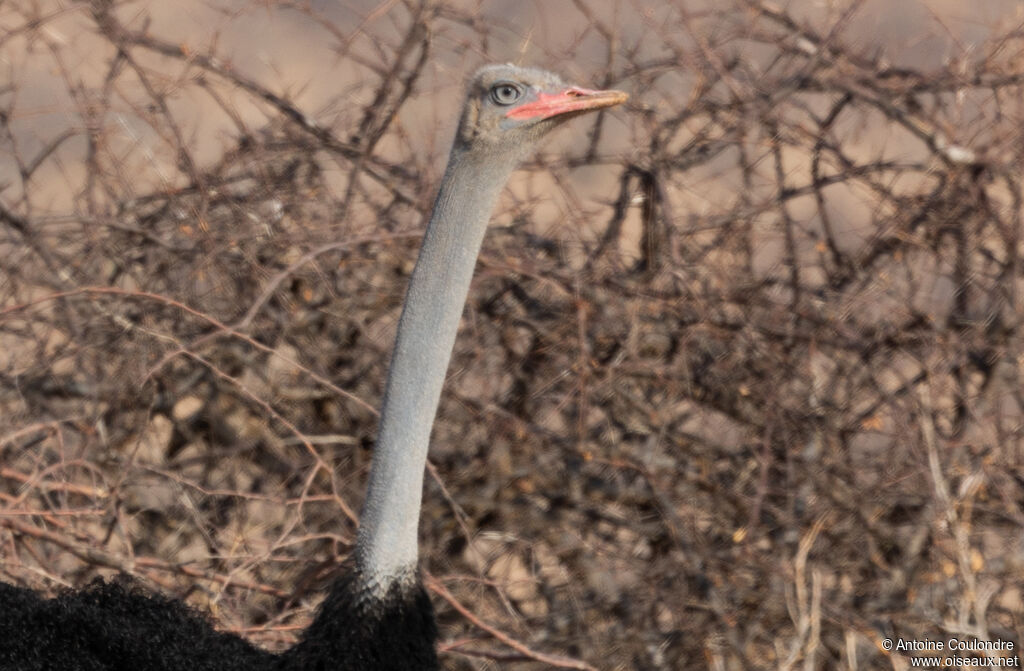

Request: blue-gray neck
left=354, top=146, right=516, bottom=589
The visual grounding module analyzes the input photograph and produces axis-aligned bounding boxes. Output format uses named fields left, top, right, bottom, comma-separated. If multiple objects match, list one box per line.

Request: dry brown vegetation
left=2, top=0, right=1023, bottom=669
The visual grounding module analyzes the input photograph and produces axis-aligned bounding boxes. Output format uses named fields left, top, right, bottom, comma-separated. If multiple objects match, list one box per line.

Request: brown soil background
left=2, top=1, right=1023, bottom=669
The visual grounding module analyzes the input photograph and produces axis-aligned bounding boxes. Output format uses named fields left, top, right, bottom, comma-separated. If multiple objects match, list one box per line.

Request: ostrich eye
left=490, top=82, right=522, bottom=106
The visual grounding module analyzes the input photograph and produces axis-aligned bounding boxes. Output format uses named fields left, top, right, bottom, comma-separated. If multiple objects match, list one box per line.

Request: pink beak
left=506, top=86, right=628, bottom=121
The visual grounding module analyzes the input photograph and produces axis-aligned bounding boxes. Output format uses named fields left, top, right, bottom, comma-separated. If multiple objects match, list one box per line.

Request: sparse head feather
left=471, top=63, right=567, bottom=93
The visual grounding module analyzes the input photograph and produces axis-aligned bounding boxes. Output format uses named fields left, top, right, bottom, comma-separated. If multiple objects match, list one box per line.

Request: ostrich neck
left=355, top=146, right=514, bottom=587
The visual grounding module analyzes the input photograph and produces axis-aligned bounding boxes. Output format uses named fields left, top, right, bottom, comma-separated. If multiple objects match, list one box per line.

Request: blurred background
left=1, top=1, right=1022, bottom=668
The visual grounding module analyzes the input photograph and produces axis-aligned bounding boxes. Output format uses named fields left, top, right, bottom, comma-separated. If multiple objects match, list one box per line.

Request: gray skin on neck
left=354, top=65, right=611, bottom=590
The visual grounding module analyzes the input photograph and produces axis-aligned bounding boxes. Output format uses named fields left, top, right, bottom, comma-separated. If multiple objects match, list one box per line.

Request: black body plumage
left=0, top=569, right=437, bottom=671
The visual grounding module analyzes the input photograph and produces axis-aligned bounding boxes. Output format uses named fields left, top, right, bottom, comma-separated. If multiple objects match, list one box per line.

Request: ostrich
left=0, top=64, right=627, bottom=670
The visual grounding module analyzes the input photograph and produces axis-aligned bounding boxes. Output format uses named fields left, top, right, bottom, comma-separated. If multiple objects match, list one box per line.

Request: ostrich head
left=452, top=64, right=628, bottom=157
